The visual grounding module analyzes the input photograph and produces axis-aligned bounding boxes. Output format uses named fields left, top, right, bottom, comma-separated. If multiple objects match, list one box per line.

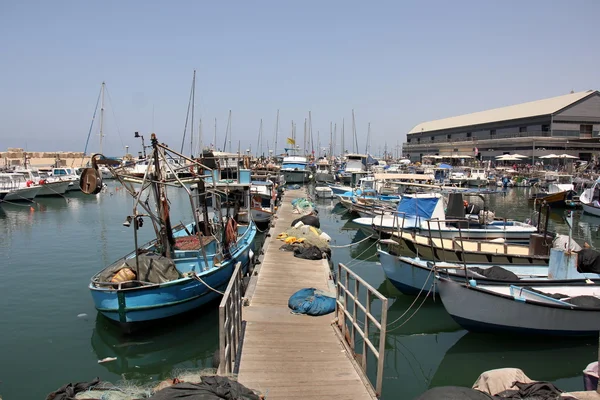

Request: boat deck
left=237, top=188, right=376, bottom=400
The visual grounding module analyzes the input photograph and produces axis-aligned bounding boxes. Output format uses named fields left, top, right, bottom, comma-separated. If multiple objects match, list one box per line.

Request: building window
left=431, top=136, right=435, bottom=142
left=407, top=138, right=411, bottom=143
left=490, top=129, right=496, bottom=136
left=453, top=148, right=458, bottom=152
left=447, top=134, right=452, bottom=139
left=417, top=138, right=421, bottom=144
left=542, top=125, right=549, bottom=132
left=466, top=132, right=472, bottom=138
left=580, top=124, right=593, bottom=138
left=519, top=126, right=527, bottom=133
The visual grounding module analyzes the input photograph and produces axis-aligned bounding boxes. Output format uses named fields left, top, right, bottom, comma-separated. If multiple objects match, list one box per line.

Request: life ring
left=39, top=179, right=46, bottom=185
left=26, top=180, right=33, bottom=187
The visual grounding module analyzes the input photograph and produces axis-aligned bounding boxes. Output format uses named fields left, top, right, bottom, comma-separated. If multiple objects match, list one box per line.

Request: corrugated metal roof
left=409, top=90, right=596, bottom=134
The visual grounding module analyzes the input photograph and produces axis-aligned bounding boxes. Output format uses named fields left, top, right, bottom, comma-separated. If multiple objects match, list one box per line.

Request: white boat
left=580, top=178, right=600, bottom=216
left=314, top=158, right=334, bottom=183
left=249, top=180, right=275, bottom=227
left=353, top=192, right=536, bottom=240
left=437, top=276, right=600, bottom=336
left=0, top=173, right=41, bottom=201
left=315, top=186, right=334, bottom=199
left=50, top=167, right=81, bottom=191
left=466, top=168, right=488, bottom=187
left=13, top=169, right=70, bottom=196
left=281, top=156, right=310, bottom=184
left=380, top=247, right=600, bottom=297
left=340, top=153, right=368, bottom=184
left=450, top=170, right=468, bottom=186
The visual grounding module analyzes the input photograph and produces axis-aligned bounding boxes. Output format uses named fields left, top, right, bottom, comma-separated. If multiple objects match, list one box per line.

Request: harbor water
left=0, top=184, right=598, bottom=399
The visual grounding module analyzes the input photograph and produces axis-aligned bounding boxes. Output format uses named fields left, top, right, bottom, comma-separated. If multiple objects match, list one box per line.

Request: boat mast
left=303, top=118, right=307, bottom=156
left=329, top=122, right=333, bottom=159
left=308, top=111, right=313, bottom=157
left=274, top=109, right=279, bottom=157
left=341, top=119, right=345, bottom=157
left=99, top=82, right=105, bottom=154
left=150, top=134, right=174, bottom=258
left=214, top=118, right=217, bottom=151
left=190, top=69, right=195, bottom=156
left=352, top=109, right=357, bottom=154
left=256, top=119, right=263, bottom=158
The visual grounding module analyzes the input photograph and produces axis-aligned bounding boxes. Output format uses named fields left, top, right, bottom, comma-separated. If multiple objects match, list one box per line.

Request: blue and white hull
left=378, top=249, right=549, bottom=295
left=90, top=223, right=256, bottom=328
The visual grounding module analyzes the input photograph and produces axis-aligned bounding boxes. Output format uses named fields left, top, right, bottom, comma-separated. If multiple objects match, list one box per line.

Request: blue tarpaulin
left=288, top=288, right=336, bottom=316
left=396, top=197, right=439, bottom=228
left=438, top=163, right=452, bottom=169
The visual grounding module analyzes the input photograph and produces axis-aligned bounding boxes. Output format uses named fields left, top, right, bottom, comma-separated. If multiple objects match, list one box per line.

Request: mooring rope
left=191, top=272, right=225, bottom=295
left=386, top=266, right=436, bottom=332
left=329, top=234, right=373, bottom=248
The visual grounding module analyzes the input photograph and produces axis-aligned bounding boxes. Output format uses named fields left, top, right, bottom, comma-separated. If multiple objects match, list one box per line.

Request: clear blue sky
left=1, top=0, right=598, bottom=157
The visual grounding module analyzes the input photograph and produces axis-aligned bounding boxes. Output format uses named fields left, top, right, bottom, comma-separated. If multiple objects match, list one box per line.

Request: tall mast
left=329, top=122, right=333, bottom=159
left=351, top=109, right=357, bottom=154
left=333, top=123, right=337, bottom=161
left=274, top=109, right=279, bottom=156
left=214, top=118, right=217, bottom=151
left=257, top=119, right=263, bottom=157
left=341, top=118, right=345, bottom=156
left=309, top=111, right=314, bottom=157
left=99, top=82, right=105, bottom=154
left=198, top=118, right=203, bottom=155
left=303, top=118, right=307, bottom=156
left=190, top=69, right=196, bottom=156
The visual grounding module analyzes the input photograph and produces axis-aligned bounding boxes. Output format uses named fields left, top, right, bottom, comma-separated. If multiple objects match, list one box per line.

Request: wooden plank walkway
left=237, top=189, right=376, bottom=400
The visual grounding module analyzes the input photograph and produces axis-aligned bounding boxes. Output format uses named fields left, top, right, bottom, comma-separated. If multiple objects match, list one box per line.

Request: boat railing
left=335, top=262, right=388, bottom=396
left=426, top=219, right=471, bottom=270
left=218, top=261, right=243, bottom=375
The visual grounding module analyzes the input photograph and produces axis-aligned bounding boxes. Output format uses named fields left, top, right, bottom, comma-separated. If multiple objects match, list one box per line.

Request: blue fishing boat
left=80, top=134, right=257, bottom=331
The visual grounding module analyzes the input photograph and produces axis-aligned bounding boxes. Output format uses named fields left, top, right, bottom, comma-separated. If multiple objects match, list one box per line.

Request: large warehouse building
left=403, top=90, right=600, bottom=163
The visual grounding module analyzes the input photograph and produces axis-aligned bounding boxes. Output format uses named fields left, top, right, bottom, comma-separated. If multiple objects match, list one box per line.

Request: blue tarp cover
left=438, top=163, right=452, bottom=169
left=288, top=288, right=336, bottom=316
left=396, top=197, right=439, bottom=228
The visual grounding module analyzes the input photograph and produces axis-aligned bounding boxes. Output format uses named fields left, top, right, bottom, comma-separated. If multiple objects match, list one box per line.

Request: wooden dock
left=237, top=188, right=377, bottom=400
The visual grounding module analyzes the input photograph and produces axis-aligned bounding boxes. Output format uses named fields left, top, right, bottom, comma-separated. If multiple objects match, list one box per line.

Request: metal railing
left=335, top=262, right=388, bottom=396
left=218, top=262, right=243, bottom=375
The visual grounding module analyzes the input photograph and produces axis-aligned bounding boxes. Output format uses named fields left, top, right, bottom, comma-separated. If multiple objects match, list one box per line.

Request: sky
left=1, top=0, right=599, bottom=157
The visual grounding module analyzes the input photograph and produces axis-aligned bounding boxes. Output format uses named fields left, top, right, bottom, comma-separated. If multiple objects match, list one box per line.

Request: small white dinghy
left=315, top=186, right=334, bottom=199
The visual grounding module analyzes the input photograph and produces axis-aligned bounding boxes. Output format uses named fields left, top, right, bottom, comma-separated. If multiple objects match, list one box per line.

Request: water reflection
left=91, top=310, right=218, bottom=378
left=430, top=333, right=596, bottom=388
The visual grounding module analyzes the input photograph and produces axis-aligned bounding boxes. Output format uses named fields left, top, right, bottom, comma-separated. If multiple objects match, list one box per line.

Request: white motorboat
left=281, top=156, right=310, bottom=184
left=50, top=167, right=81, bottom=191
left=315, top=186, right=334, bottom=199
left=0, top=173, right=41, bottom=201
left=353, top=192, right=536, bottom=240
left=13, top=169, right=70, bottom=196
left=580, top=178, right=600, bottom=217
left=249, top=180, right=275, bottom=228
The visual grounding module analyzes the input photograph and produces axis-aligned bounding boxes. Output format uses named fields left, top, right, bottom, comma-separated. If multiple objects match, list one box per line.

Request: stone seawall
left=1, top=148, right=90, bottom=167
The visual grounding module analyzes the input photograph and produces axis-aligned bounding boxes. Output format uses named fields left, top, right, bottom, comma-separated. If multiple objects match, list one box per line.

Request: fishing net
left=291, top=197, right=315, bottom=215
left=71, top=368, right=254, bottom=399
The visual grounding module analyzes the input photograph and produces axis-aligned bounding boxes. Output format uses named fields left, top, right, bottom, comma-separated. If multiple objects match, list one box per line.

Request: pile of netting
left=291, top=197, right=315, bottom=215
left=174, top=236, right=215, bottom=251
left=47, top=368, right=263, bottom=400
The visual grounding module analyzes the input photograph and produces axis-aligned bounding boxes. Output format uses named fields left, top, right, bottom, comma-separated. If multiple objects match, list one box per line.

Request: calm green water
left=0, top=184, right=597, bottom=399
